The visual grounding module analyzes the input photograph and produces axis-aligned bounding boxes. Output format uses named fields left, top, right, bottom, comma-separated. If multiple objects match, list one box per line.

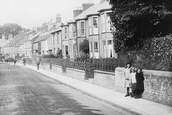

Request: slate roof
left=17, top=35, right=29, bottom=46
left=98, top=1, right=111, bottom=12
left=28, top=32, right=41, bottom=41
left=50, top=27, right=62, bottom=34
left=4, top=33, right=26, bottom=47
left=74, top=1, right=111, bottom=21
left=74, top=3, right=100, bottom=20
left=34, top=33, right=51, bottom=43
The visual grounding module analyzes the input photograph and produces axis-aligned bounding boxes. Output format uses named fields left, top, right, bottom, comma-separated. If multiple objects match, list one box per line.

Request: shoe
left=125, top=94, right=129, bottom=97
left=130, top=93, right=133, bottom=98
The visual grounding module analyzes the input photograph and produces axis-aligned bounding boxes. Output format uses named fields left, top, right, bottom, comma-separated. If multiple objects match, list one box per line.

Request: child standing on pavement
left=129, top=67, right=137, bottom=98
left=124, top=62, right=132, bottom=97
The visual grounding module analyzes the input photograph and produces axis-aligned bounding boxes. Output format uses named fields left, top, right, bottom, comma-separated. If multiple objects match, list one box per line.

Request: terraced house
left=70, top=0, right=115, bottom=58
left=0, top=0, right=115, bottom=59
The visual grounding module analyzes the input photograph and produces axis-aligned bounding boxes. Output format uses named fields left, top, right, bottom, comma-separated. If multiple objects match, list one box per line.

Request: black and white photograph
left=0, top=0, right=172, bottom=115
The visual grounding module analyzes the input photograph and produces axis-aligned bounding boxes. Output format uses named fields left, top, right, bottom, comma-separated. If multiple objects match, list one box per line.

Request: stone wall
left=66, top=68, right=85, bottom=81
left=143, top=70, right=172, bottom=106
left=44, top=63, right=50, bottom=71
left=34, top=61, right=172, bottom=106
left=52, top=64, right=62, bottom=74
left=94, top=70, right=115, bottom=90
left=115, top=67, right=172, bottom=106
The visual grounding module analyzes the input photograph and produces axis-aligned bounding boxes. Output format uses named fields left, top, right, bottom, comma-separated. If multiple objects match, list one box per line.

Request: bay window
left=106, top=13, right=111, bottom=32
left=93, top=17, right=98, bottom=34
left=101, top=13, right=105, bottom=32
left=89, top=18, right=92, bottom=35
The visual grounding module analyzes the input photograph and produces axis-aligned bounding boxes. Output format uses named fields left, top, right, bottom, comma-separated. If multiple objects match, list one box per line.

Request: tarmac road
left=0, top=63, right=136, bottom=115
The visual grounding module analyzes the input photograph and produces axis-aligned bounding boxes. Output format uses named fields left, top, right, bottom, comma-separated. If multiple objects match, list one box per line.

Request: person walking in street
left=135, top=68, right=145, bottom=98
left=129, top=67, right=137, bottom=98
left=14, top=59, right=17, bottom=66
left=124, top=62, right=132, bottom=97
left=36, top=57, right=40, bottom=70
left=23, top=58, right=26, bottom=66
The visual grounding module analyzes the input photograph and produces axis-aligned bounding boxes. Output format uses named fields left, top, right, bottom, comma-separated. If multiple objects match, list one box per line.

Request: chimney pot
left=73, top=9, right=82, bottom=18
left=100, top=0, right=105, bottom=4
left=82, top=3, right=94, bottom=11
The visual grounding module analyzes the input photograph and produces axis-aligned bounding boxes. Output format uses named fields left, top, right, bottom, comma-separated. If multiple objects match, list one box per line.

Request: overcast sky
left=0, top=0, right=99, bottom=29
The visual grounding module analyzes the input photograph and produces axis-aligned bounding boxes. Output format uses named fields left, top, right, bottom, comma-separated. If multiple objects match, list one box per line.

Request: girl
left=135, top=68, right=144, bottom=98
left=124, top=62, right=131, bottom=97
left=129, top=67, right=137, bottom=98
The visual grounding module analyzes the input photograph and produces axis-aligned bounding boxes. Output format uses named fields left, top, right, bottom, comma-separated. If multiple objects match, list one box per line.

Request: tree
left=79, top=39, right=89, bottom=54
left=108, top=0, right=172, bottom=52
left=0, top=23, right=23, bottom=39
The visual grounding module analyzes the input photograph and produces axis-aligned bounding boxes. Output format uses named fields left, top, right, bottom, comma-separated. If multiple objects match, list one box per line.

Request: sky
left=0, top=0, right=99, bottom=29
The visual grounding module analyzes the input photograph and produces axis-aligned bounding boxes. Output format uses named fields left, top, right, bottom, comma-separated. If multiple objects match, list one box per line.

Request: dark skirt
left=131, top=83, right=136, bottom=91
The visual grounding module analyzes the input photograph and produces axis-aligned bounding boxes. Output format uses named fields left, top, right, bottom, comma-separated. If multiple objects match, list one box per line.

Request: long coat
left=136, top=73, right=144, bottom=91
left=124, top=68, right=130, bottom=88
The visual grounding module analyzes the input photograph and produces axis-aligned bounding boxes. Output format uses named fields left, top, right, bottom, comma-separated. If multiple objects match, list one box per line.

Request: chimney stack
left=73, top=8, right=82, bottom=18
left=82, top=3, right=94, bottom=11
left=56, top=14, right=61, bottom=23
left=100, top=0, right=106, bottom=4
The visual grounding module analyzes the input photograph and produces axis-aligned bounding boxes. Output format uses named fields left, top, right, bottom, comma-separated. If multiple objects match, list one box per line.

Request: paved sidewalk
left=15, top=63, right=172, bottom=115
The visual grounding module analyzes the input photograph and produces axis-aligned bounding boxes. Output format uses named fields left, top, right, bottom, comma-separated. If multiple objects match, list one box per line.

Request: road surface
left=0, top=63, right=136, bottom=115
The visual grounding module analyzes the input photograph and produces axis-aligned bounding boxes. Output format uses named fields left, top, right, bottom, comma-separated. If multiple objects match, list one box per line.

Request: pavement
left=11, top=63, right=172, bottom=115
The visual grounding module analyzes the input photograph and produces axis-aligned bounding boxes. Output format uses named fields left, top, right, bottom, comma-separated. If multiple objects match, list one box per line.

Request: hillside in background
left=0, top=23, right=28, bottom=39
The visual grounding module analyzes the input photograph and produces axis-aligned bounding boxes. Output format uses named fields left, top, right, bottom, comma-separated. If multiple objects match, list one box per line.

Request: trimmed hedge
left=118, top=35, right=172, bottom=71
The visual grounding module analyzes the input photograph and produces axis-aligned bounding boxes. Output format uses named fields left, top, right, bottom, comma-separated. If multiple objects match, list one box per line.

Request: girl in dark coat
left=135, top=68, right=144, bottom=98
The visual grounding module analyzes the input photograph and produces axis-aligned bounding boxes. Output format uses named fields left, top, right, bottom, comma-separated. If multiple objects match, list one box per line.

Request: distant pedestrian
left=37, top=61, right=40, bottom=70
left=124, top=62, right=132, bottom=97
left=129, top=67, right=137, bottom=98
left=36, top=57, right=40, bottom=70
left=135, top=68, right=144, bottom=98
left=23, top=58, right=26, bottom=66
left=14, top=59, right=17, bottom=66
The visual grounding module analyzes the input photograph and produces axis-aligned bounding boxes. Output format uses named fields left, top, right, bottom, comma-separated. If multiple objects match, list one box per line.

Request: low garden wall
left=52, top=64, right=62, bottom=74
left=94, top=70, right=115, bottom=90
left=66, top=68, right=85, bottom=81
left=27, top=58, right=172, bottom=106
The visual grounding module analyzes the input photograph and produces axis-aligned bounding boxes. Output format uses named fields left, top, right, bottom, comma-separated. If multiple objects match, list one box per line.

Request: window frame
left=88, top=17, right=92, bottom=35
left=94, top=42, right=98, bottom=52
left=101, top=13, right=105, bottom=32
left=80, top=21, right=85, bottom=36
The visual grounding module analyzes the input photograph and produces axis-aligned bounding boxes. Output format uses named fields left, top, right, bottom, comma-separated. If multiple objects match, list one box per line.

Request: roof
left=28, top=32, right=41, bottom=41
left=17, top=35, right=29, bottom=46
left=74, top=3, right=100, bottom=21
left=67, top=19, right=76, bottom=24
left=4, top=33, right=26, bottom=47
left=50, top=27, right=62, bottom=34
left=97, top=1, right=111, bottom=12
left=34, top=33, right=51, bottom=43
left=0, top=38, right=12, bottom=47
left=74, top=1, right=111, bottom=21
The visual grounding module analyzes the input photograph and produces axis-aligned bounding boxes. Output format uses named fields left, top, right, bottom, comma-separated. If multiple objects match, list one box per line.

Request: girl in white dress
left=124, top=62, right=131, bottom=97
left=129, top=67, right=137, bottom=98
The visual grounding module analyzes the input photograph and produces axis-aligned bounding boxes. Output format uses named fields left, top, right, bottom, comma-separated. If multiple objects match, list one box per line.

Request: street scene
left=0, top=63, right=135, bottom=115
left=0, top=0, right=172, bottom=115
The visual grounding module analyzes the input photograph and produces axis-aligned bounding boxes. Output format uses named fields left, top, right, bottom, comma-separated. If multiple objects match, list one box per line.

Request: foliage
left=79, top=39, right=89, bottom=54
left=117, top=35, right=172, bottom=71
left=56, top=49, right=63, bottom=58
left=74, top=53, right=90, bottom=61
left=108, top=0, right=172, bottom=52
left=43, top=54, right=56, bottom=58
left=0, top=23, right=23, bottom=39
